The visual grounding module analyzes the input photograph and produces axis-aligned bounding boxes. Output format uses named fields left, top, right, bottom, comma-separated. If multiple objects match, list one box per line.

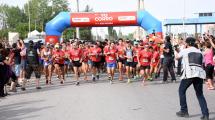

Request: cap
left=55, top=44, right=60, bottom=49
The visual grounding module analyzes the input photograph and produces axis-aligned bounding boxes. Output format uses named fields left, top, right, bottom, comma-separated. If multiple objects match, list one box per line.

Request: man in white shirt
left=175, top=37, right=209, bottom=120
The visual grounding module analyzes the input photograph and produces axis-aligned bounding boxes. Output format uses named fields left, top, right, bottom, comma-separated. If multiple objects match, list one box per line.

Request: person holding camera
left=176, top=37, right=209, bottom=120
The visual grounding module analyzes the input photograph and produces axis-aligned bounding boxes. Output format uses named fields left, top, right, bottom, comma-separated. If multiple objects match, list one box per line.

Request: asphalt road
left=0, top=73, right=215, bottom=120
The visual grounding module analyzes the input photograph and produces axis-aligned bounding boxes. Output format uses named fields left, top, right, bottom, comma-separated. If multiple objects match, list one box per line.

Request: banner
left=71, top=12, right=137, bottom=27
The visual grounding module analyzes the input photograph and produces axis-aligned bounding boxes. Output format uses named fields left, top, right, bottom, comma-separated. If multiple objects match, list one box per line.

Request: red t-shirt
left=133, top=47, right=141, bottom=62
left=117, top=45, right=125, bottom=59
left=152, top=51, right=160, bottom=62
left=139, top=50, right=152, bottom=66
left=83, top=48, right=89, bottom=62
left=53, top=50, right=65, bottom=64
left=89, top=47, right=102, bottom=62
left=104, top=47, right=117, bottom=63
left=70, top=48, right=83, bottom=61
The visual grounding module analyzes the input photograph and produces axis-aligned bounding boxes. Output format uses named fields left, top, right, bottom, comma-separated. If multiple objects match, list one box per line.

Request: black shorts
left=125, top=61, right=133, bottom=67
left=92, top=61, right=101, bottom=68
left=117, top=58, right=126, bottom=64
left=140, top=65, right=150, bottom=70
left=132, top=62, right=138, bottom=68
left=25, top=64, right=41, bottom=79
left=72, top=61, right=82, bottom=67
left=55, top=63, right=64, bottom=67
left=205, top=64, right=214, bottom=79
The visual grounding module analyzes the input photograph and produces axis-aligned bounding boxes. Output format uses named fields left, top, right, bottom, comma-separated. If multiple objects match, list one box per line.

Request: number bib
left=143, top=59, right=149, bottom=63
left=74, top=58, right=80, bottom=61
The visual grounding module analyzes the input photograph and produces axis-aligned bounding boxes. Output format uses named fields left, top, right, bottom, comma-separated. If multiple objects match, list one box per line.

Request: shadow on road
left=0, top=100, right=53, bottom=120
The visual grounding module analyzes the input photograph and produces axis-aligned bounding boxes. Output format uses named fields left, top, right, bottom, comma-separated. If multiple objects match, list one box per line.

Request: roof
left=163, top=17, right=215, bottom=26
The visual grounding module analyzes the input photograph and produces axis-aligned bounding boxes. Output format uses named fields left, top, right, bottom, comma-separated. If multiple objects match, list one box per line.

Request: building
left=0, top=13, right=7, bottom=30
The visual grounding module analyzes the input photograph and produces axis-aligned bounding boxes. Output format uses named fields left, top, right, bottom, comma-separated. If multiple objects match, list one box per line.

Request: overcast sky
left=1, top=0, right=215, bottom=36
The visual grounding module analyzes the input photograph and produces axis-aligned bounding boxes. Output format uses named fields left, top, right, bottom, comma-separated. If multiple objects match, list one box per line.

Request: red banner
left=71, top=12, right=137, bottom=27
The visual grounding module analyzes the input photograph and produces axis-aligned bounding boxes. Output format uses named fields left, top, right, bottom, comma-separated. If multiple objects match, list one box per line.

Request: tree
left=79, top=5, right=93, bottom=41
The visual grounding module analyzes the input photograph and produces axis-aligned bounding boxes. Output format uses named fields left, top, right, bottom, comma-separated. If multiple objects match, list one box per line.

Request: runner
left=138, top=43, right=153, bottom=85
left=41, top=44, right=53, bottom=85
left=82, top=43, right=90, bottom=81
left=117, top=38, right=126, bottom=81
left=125, top=40, right=133, bottom=83
left=89, top=42, right=102, bottom=81
left=150, top=46, right=160, bottom=80
left=70, top=42, right=83, bottom=85
left=62, top=43, right=70, bottom=76
left=52, top=44, right=65, bottom=84
left=132, top=41, right=141, bottom=80
left=104, top=42, right=117, bottom=84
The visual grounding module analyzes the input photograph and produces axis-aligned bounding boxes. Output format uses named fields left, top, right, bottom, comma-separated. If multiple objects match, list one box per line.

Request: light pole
left=182, top=0, right=186, bottom=38
left=76, top=0, right=80, bottom=39
left=28, top=0, right=31, bottom=34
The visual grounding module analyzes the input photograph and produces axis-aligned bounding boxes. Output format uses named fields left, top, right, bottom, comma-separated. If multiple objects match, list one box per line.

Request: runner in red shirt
left=82, top=43, right=90, bottom=81
left=89, top=43, right=102, bottom=81
left=138, top=43, right=153, bottom=85
left=150, top=46, right=160, bottom=80
left=70, top=42, right=83, bottom=85
left=133, top=42, right=142, bottom=80
left=53, top=44, right=65, bottom=84
left=104, top=42, right=117, bottom=83
left=116, top=38, right=126, bottom=80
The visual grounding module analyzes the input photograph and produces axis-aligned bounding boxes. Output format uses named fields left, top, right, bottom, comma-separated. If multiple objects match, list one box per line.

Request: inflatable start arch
left=45, top=10, right=162, bottom=43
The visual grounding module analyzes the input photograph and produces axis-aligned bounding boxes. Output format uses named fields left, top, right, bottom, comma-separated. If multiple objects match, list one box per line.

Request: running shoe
left=96, top=75, right=99, bottom=80
left=127, top=79, right=131, bottom=83
left=176, top=111, right=189, bottom=118
left=110, top=80, right=113, bottom=84
left=36, top=87, right=42, bottom=89
left=92, top=77, right=96, bottom=82
left=76, top=81, right=80, bottom=86
left=108, top=76, right=111, bottom=80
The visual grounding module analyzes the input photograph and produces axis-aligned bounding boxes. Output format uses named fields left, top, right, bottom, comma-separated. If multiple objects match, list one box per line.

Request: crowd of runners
left=0, top=34, right=215, bottom=96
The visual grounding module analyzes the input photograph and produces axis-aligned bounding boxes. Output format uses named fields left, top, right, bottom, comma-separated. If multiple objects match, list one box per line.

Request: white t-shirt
left=178, top=47, right=206, bottom=79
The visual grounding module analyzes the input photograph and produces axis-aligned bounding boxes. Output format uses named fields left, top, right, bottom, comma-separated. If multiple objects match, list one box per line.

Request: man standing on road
left=163, top=36, right=176, bottom=83
left=21, top=40, right=41, bottom=90
left=176, top=37, right=209, bottom=120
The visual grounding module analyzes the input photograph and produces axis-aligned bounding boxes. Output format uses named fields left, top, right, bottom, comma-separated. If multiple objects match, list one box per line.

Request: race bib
left=119, top=55, right=124, bottom=58
left=74, top=58, right=80, bottom=61
left=143, top=59, right=148, bottom=62
left=109, top=57, right=114, bottom=61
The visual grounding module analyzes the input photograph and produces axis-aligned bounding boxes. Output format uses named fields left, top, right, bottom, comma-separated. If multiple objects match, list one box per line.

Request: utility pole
left=28, top=0, right=31, bottom=34
left=137, top=0, right=144, bottom=40
left=76, top=0, right=80, bottom=39
left=182, top=0, right=186, bottom=38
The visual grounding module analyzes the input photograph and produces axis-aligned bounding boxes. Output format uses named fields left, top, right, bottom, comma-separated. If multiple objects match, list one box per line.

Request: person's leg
left=22, top=65, right=32, bottom=90
left=118, top=62, right=123, bottom=80
left=163, top=62, right=168, bottom=82
left=177, top=58, right=182, bottom=75
left=126, top=65, right=131, bottom=83
left=140, top=68, right=146, bottom=85
left=178, top=79, right=193, bottom=113
left=0, top=82, right=5, bottom=97
left=82, top=62, right=87, bottom=80
left=34, top=65, right=41, bottom=89
left=9, top=71, right=17, bottom=91
left=73, top=66, right=79, bottom=85
left=44, top=65, right=48, bottom=84
left=107, top=66, right=111, bottom=81
left=48, top=64, right=52, bottom=84
left=60, top=65, right=65, bottom=83
left=193, top=78, right=209, bottom=117
left=168, top=64, right=176, bottom=81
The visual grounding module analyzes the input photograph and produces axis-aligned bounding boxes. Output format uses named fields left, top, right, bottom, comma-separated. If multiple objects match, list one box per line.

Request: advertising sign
left=71, top=12, right=137, bottom=27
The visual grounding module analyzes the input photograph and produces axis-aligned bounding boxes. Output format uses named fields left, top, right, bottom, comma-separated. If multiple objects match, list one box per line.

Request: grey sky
left=1, top=0, right=215, bottom=36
